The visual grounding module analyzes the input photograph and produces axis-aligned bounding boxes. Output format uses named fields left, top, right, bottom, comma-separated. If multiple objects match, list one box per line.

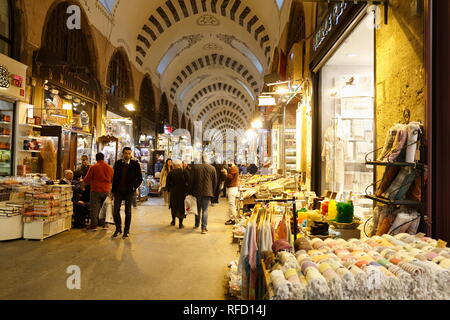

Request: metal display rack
left=363, top=115, right=427, bottom=235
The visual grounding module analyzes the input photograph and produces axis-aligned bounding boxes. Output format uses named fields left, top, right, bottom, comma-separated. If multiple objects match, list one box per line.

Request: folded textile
left=394, top=169, right=418, bottom=200
left=376, top=166, right=401, bottom=197
left=383, top=167, right=412, bottom=200
left=405, top=122, right=421, bottom=163
left=378, top=124, right=403, bottom=161
left=388, top=124, right=408, bottom=162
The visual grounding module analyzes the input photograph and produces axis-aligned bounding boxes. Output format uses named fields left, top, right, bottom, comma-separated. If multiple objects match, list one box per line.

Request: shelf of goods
left=0, top=182, right=30, bottom=241
left=0, top=205, right=23, bottom=241
left=22, top=185, right=73, bottom=240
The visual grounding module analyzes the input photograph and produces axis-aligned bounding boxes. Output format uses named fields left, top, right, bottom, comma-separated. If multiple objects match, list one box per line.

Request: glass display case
left=15, top=124, right=43, bottom=177
left=43, top=85, right=93, bottom=133
left=271, top=127, right=279, bottom=174
left=97, top=135, right=118, bottom=167
left=157, top=134, right=172, bottom=159
left=0, top=100, right=14, bottom=176
left=76, top=132, right=93, bottom=166
left=285, top=127, right=297, bottom=173
left=105, top=111, right=134, bottom=159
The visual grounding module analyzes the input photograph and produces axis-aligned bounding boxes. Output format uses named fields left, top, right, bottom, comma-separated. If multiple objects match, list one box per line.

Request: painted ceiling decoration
left=186, top=82, right=251, bottom=113
left=98, top=0, right=292, bottom=133
left=194, top=98, right=248, bottom=120
left=156, top=34, right=204, bottom=75
left=169, top=53, right=259, bottom=101
left=204, top=109, right=247, bottom=129
left=135, top=0, right=272, bottom=67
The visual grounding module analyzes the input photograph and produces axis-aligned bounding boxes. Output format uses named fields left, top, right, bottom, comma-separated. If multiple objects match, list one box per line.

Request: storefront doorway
left=317, top=13, right=375, bottom=209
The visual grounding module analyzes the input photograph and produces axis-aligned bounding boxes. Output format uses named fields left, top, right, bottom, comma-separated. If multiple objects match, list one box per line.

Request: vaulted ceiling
left=90, top=0, right=292, bottom=133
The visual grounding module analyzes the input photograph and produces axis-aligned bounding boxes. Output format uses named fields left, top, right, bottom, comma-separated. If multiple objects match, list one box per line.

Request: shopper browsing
left=111, top=147, right=143, bottom=239
left=59, top=170, right=74, bottom=185
left=165, top=159, right=190, bottom=229
left=223, top=164, right=239, bottom=225
left=83, top=153, right=114, bottom=232
left=159, top=159, right=173, bottom=207
left=74, top=155, right=91, bottom=181
left=189, top=156, right=217, bottom=234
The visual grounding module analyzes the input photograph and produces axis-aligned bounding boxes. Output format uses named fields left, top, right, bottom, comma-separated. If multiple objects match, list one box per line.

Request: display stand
left=0, top=206, right=23, bottom=241
left=364, top=115, right=426, bottom=235
left=261, top=260, right=275, bottom=300
left=254, top=198, right=298, bottom=240
left=23, top=214, right=72, bottom=241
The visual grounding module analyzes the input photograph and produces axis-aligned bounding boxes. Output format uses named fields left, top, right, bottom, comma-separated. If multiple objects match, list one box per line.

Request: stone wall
left=375, top=0, right=425, bottom=160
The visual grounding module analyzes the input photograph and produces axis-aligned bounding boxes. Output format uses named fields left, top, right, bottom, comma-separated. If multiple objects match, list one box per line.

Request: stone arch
left=39, top=0, right=99, bottom=80
left=107, top=48, right=134, bottom=99
left=135, top=0, right=271, bottom=66
left=181, top=113, right=187, bottom=129
left=286, top=1, right=306, bottom=55
left=139, top=74, right=156, bottom=120
left=159, top=93, right=170, bottom=123
left=172, top=106, right=180, bottom=128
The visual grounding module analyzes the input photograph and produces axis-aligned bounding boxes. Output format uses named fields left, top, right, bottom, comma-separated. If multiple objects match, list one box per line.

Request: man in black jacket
left=111, top=147, right=143, bottom=239
left=189, top=158, right=217, bottom=234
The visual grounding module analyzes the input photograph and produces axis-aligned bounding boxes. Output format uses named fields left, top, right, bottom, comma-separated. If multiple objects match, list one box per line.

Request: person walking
left=83, top=153, right=113, bottom=232
left=165, top=159, right=190, bottom=229
left=111, top=147, right=143, bottom=239
left=159, top=159, right=172, bottom=207
left=74, top=155, right=91, bottom=181
left=221, top=162, right=228, bottom=198
left=189, top=157, right=217, bottom=234
left=248, top=163, right=258, bottom=175
left=223, top=164, right=239, bottom=225
left=212, top=163, right=225, bottom=205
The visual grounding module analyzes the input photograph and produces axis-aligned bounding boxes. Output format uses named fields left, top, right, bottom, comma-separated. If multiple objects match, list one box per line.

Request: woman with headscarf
left=159, top=158, right=172, bottom=207
left=165, top=160, right=190, bottom=228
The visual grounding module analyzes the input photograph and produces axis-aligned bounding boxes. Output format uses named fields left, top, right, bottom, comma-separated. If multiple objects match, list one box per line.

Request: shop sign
left=313, top=2, right=351, bottom=52
left=0, top=53, right=27, bottom=100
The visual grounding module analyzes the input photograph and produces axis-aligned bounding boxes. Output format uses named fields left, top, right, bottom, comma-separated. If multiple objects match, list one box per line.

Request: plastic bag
left=99, top=197, right=113, bottom=222
left=184, top=195, right=198, bottom=215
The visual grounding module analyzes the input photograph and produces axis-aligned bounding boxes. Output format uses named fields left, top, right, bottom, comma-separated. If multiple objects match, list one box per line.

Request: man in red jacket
left=83, top=153, right=114, bottom=232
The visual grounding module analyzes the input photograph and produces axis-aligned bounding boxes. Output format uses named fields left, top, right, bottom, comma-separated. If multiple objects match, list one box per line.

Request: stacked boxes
left=23, top=185, right=73, bottom=223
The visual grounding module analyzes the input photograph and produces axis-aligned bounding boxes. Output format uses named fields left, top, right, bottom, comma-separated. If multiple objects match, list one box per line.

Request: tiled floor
left=0, top=198, right=238, bottom=300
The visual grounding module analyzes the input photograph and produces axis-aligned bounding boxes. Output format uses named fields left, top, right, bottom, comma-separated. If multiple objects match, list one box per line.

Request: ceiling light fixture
left=125, top=103, right=136, bottom=112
